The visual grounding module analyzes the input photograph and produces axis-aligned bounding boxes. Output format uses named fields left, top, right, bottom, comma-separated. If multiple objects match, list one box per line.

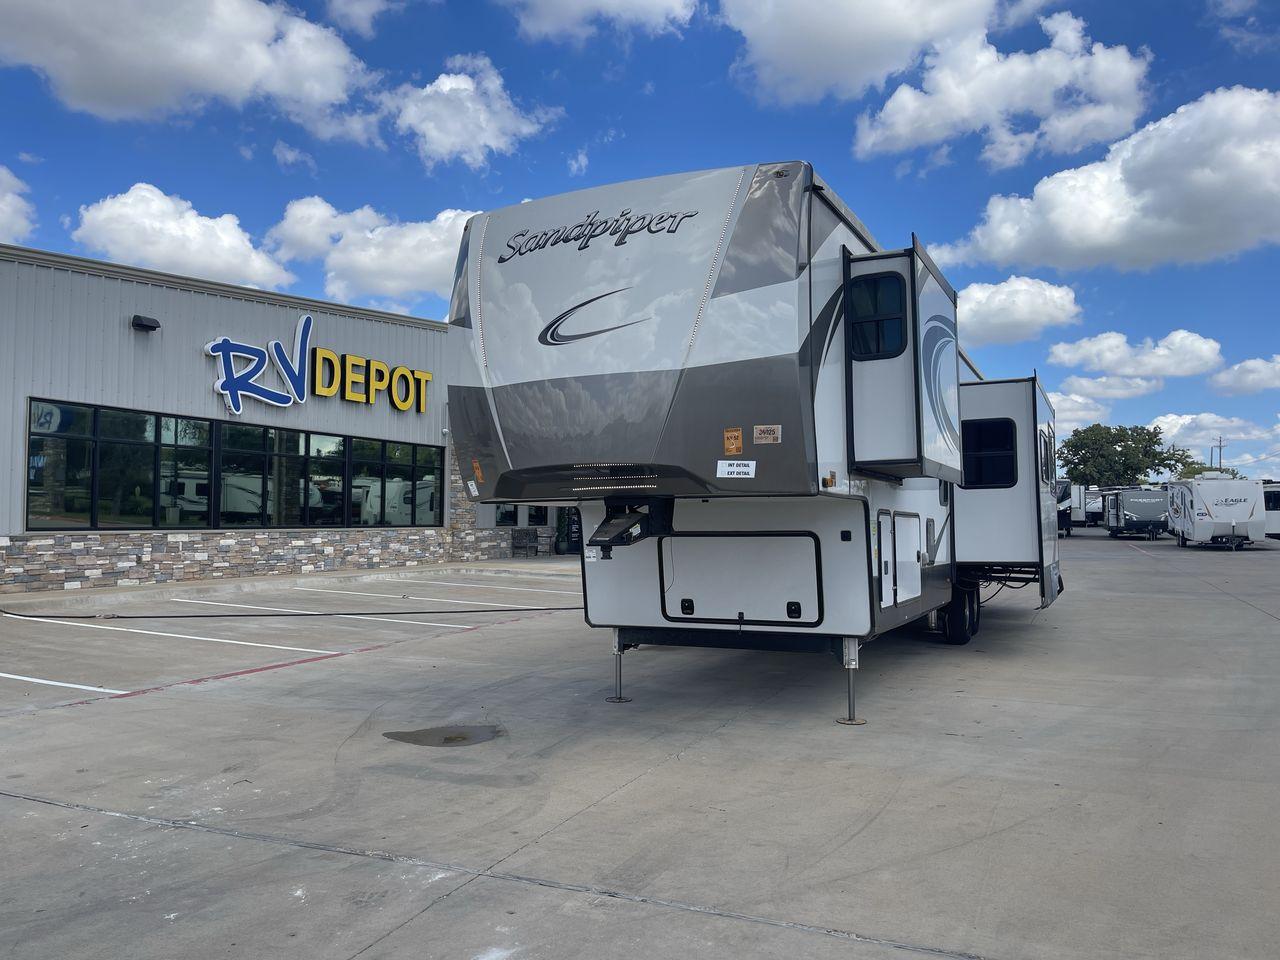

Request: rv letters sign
left=205, top=315, right=432, bottom=416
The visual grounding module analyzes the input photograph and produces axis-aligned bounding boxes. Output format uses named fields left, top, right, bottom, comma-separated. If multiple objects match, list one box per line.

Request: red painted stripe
left=108, top=643, right=388, bottom=700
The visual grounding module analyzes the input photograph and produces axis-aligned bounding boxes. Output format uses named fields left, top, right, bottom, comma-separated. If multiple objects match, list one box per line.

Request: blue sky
left=1, top=0, right=1277, bottom=471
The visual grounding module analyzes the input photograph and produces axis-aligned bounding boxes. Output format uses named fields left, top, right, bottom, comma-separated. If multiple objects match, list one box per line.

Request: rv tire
left=939, top=589, right=973, bottom=646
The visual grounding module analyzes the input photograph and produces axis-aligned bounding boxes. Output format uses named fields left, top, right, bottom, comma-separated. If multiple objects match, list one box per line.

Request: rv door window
left=847, top=273, right=906, bottom=360
left=962, top=418, right=1017, bottom=489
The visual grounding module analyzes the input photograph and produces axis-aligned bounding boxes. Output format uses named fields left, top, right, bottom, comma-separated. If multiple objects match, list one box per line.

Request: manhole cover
left=382, top=724, right=504, bottom=747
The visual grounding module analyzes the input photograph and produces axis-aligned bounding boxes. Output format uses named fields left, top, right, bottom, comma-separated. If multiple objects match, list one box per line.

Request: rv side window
left=847, top=273, right=906, bottom=360
left=1265, top=490, right=1280, bottom=511
left=962, top=418, right=1017, bottom=489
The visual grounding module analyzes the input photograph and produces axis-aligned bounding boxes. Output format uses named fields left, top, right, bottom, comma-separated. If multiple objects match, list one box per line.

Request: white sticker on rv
left=466, top=480, right=479, bottom=497
left=716, top=460, right=756, bottom=478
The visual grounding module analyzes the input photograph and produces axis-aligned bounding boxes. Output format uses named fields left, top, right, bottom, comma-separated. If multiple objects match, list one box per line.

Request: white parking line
left=390, top=578, right=581, bottom=596
left=293, top=587, right=549, bottom=609
left=0, top=672, right=128, bottom=695
left=1, top=613, right=332, bottom=654
left=172, top=598, right=469, bottom=629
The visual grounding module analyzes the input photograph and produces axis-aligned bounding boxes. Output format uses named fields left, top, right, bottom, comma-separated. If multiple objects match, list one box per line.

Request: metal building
left=0, top=243, right=537, bottom=592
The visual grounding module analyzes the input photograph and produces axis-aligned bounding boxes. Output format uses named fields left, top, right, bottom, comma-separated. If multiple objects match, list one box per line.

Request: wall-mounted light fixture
left=130, top=314, right=161, bottom=332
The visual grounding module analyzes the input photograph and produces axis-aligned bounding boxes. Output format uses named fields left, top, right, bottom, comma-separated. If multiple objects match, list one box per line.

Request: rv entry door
left=893, top=513, right=923, bottom=602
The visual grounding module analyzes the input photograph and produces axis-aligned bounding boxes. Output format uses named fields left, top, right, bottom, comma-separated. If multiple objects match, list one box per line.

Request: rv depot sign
left=205, top=315, right=432, bottom=416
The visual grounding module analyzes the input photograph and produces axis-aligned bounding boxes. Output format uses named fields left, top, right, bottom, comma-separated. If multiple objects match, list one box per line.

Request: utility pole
left=1211, top=435, right=1228, bottom=470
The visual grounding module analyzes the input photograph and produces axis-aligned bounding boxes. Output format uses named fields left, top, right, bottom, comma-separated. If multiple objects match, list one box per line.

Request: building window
left=25, top=398, right=445, bottom=531
left=495, top=503, right=518, bottom=526
left=962, top=418, right=1017, bottom=489
left=847, top=273, right=907, bottom=360
left=527, top=506, right=548, bottom=527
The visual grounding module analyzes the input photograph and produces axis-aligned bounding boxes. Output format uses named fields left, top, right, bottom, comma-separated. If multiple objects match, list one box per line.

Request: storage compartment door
left=660, top=534, right=822, bottom=627
left=893, top=514, right=922, bottom=602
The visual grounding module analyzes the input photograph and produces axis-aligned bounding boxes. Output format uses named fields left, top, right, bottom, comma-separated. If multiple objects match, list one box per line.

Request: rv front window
left=961, top=418, right=1017, bottom=489
left=847, top=273, right=906, bottom=360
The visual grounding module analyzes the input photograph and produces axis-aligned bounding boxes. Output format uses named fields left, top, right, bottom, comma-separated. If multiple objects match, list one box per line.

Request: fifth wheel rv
left=1168, top=474, right=1265, bottom=548
left=446, top=162, right=1061, bottom=713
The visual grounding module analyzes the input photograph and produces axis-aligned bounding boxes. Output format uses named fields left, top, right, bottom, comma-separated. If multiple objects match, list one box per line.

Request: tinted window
left=223, top=424, right=265, bottom=450
left=1266, top=490, right=1280, bottom=511
left=309, top=434, right=345, bottom=458
left=962, top=418, right=1017, bottom=489
left=266, top=454, right=306, bottom=527
left=161, top=417, right=211, bottom=447
left=160, top=448, right=210, bottom=526
left=528, top=506, right=548, bottom=526
left=98, top=441, right=156, bottom=527
left=26, top=436, right=93, bottom=528
left=30, top=400, right=92, bottom=436
left=847, top=273, right=907, bottom=360
left=100, top=409, right=156, bottom=442
left=495, top=503, right=518, bottom=526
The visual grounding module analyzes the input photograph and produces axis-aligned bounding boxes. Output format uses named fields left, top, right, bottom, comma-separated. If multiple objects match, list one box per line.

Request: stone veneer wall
left=0, top=449, right=542, bottom=594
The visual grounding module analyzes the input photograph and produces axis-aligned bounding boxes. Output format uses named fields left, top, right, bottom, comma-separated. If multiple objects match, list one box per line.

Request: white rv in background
left=1168, top=474, right=1265, bottom=548
left=446, top=163, right=1061, bottom=711
left=1068, top=484, right=1087, bottom=527
left=1264, top=482, right=1279, bottom=540
left=1084, top=488, right=1103, bottom=525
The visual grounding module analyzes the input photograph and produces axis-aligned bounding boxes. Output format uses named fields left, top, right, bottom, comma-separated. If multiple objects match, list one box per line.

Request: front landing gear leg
left=836, top=637, right=866, bottom=726
left=606, top=630, right=632, bottom=703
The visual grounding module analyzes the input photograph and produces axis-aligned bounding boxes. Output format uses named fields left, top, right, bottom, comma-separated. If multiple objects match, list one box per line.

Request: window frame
left=25, top=397, right=446, bottom=532
left=845, top=271, right=909, bottom=362
left=961, top=417, right=1019, bottom=491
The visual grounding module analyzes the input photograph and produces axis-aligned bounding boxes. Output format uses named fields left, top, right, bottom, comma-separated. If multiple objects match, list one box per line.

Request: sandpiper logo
left=498, top=208, right=698, bottom=263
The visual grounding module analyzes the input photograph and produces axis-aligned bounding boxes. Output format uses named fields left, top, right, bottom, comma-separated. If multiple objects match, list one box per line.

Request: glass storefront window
left=351, top=462, right=383, bottom=526
left=220, top=451, right=265, bottom=526
left=26, top=436, right=93, bottom=528
left=527, top=506, right=548, bottom=527
left=161, top=416, right=211, bottom=447
left=308, top=458, right=345, bottom=525
left=309, top=434, right=344, bottom=458
left=29, top=400, right=92, bottom=436
left=160, top=448, right=210, bottom=527
left=495, top=503, right=518, bottom=526
left=25, top=399, right=446, bottom=531
left=266, top=455, right=306, bottom=527
left=97, top=441, right=156, bottom=527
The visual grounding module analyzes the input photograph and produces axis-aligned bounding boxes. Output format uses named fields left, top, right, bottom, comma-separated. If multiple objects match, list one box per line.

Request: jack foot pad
left=606, top=696, right=632, bottom=703
left=835, top=717, right=867, bottom=726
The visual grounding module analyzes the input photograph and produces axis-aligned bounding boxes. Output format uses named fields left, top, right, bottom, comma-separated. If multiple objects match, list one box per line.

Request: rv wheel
left=968, top=589, right=981, bottom=636
left=940, top=590, right=973, bottom=645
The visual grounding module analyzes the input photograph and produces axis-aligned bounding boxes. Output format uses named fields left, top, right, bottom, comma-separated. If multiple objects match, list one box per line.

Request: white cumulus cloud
left=268, top=196, right=476, bottom=304
left=721, top=0, right=994, bottom=105
left=1049, top=329, right=1223, bottom=377
left=500, top=0, right=694, bottom=41
left=1059, top=375, right=1163, bottom=399
left=327, top=0, right=405, bottom=38
left=1149, top=412, right=1276, bottom=449
left=382, top=54, right=562, bottom=169
left=0, top=0, right=378, bottom=142
left=1048, top=391, right=1108, bottom=435
left=1211, top=355, right=1280, bottom=394
left=856, top=13, right=1149, bottom=169
left=273, top=140, right=318, bottom=176
left=935, top=86, right=1280, bottom=270
left=72, top=183, right=293, bottom=289
left=567, top=148, right=589, bottom=176
left=957, top=275, right=1080, bottom=346
left=0, top=165, right=36, bottom=243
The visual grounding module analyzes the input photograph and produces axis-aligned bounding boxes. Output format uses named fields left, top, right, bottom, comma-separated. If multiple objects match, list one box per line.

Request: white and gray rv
left=1167, top=474, right=1265, bottom=548
left=1103, top=488, right=1169, bottom=539
left=1264, top=481, right=1279, bottom=540
left=446, top=163, right=1061, bottom=710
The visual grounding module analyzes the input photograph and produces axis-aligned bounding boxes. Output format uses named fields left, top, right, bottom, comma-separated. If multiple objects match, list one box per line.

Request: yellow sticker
left=723, top=427, right=743, bottom=456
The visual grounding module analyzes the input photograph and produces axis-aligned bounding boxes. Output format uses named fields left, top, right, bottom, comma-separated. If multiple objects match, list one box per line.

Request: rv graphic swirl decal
left=538, top=287, right=651, bottom=346
left=498, top=209, right=699, bottom=263
left=921, top=313, right=961, bottom=455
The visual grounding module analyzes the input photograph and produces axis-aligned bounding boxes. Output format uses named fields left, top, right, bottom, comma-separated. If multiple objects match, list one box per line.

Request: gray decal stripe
left=797, top=283, right=845, bottom=395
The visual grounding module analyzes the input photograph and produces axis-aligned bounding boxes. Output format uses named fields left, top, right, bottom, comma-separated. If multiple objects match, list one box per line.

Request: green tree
left=1179, top=460, right=1242, bottom=479
left=1058, top=424, right=1191, bottom=486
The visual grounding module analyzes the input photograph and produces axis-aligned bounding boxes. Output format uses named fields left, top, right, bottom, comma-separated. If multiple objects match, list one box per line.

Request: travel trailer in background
left=1084, top=488, right=1103, bottom=525
left=1168, top=474, right=1264, bottom=548
left=954, top=379, right=1062, bottom=596
left=447, top=162, right=1061, bottom=713
left=1056, top=481, right=1073, bottom=536
left=1264, top=481, right=1279, bottom=540
left=1103, top=488, right=1169, bottom=539
left=1068, top=484, right=1087, bottom=527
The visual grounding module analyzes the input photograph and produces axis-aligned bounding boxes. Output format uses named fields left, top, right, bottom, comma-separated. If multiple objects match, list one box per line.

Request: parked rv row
left=1057, top=474, right=1276, bottom=549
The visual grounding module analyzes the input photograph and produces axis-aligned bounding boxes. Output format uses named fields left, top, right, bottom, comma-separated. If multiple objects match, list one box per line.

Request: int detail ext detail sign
left=206, top=315, right=433, bottom=416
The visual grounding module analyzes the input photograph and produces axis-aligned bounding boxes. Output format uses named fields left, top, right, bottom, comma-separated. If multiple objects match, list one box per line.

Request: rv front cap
left=497, top=208, right=699, bottom=263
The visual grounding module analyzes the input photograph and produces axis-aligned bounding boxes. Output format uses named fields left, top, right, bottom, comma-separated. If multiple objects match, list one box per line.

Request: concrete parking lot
left=2, top=531, right=1278, bottom=960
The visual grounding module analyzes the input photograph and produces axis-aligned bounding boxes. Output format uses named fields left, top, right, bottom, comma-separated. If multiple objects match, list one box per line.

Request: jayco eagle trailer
left=1104, top=488, right=1169, bottom=539
left=953, top=379, right=1062, bottom=600
left=1168, top=474, right=1265, bottom=548
left=446, top=162, right=1060, bottom=713
left=1264, top=482, right=1279, bottom=540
